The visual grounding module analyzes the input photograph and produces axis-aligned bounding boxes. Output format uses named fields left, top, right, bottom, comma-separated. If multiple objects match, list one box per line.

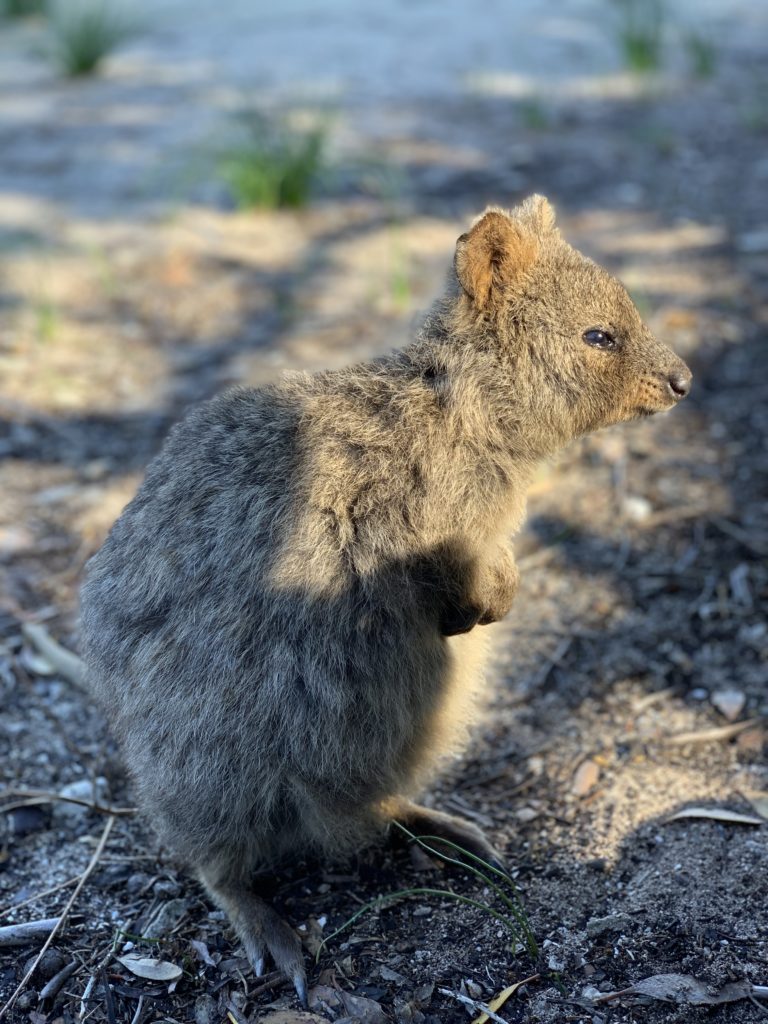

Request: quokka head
left=453, top=194, right=692, bottom=440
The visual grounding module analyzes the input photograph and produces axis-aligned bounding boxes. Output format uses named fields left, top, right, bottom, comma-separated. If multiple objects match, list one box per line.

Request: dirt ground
left=1, top=4, right=768, bottom=1023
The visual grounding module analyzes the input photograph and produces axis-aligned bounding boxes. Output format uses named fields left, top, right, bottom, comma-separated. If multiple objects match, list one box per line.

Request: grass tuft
left=219, top=111, right=325, bottom=211
left=316, top=823, right=537, bottom=963
left=0, top=0, right=47, bottom=16
left=684, top=31, right=716, bottom=79
left=610, top=0, right=666, bottom=72
left=47, top=0, right=133, bottom=77
left=520, top=98, right=550, bottom=131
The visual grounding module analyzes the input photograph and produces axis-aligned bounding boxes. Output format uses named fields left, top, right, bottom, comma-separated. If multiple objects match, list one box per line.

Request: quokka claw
left=293, top=970, right=309, bottom=1008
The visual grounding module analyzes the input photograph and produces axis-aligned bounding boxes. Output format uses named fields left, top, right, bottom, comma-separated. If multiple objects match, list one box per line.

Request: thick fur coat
left=80, top=195, right=691, bottom=997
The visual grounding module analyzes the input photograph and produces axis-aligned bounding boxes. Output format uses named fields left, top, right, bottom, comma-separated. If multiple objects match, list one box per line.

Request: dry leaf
left=116, top=953, right=182, bottom=981
left=471, top=974, right=539, bottom=1024
left=667, top=807, right=765, bottom=827
left=631, top=973, right=751, bottom=1005
left=297, top=916, right=324, bottom=957
left=260, top=1013, right=328, bottom=1024
left=308, top=984, right=387, bottom=1023
left=737, top=727, right=765, bottom=753
left=711, top=688, right=746, bottom=721
left=190, top=938, right=216, bottom=967
left=747, top=795, right=768, bottom=820
left=572, top=759, right=600, bottom=796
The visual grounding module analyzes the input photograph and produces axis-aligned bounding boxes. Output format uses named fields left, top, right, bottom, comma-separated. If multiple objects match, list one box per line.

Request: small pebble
left=711, top=688, right=746, bottom=722
left=126, top=872, right=152, bottom=894
left=572, top=759, right=600, bottom=796
left=153, top=877, right=181, bottom=898
left=622, top=495, right=653, bottom=522
left=53, top=778, right=109, bottom=825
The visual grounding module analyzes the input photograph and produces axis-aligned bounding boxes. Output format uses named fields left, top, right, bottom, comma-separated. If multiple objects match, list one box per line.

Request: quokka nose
left=668, top=369, right=692, bottom=399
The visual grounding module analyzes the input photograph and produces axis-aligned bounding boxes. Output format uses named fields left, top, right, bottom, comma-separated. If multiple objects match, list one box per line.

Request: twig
left=0, top=815, right=115, bottom=1021
left=645, top=504, right=708, bottom=528
left=517, top=546, right=559, bottom=571
left=666, top=719, right=761, bottom=746
left=1, top=788, right=136, bottom=817
left=438, top=987, right=510, bottom=1023
left=248, top=972, right=288, bottom=998
left=518, top=636, right=572, bottom=695
left=101, top=967, right=117, bottom=1024
left=711, top=518, right=768, bottom=557
left=79, top=974, right=98, bottom=1022
left=129, top=996, right=146, bottom=1024
left=592, top=986, right=636, bottom=1004
left=0, top=918, right=61, bottom=946
left=21, top=621, right=85, bottom=687
left=0, top=874, right=81, bottom=917
left=39, top=960, right=79, bottom=1001
left=79, top=923, right=136, bottom=1021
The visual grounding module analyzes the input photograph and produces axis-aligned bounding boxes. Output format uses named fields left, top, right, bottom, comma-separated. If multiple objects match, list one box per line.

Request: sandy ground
left=1, top=2, right=768, bottom=1022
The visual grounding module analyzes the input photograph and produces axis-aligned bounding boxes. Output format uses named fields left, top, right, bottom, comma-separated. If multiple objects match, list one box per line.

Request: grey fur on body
left=80, top=195, right=691, bottom=998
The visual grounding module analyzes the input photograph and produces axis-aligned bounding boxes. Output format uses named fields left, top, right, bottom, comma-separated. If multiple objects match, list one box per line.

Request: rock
left=736, top=228, right=768, bottom=253
left=153, top=877, right=182, bottom=898
left=462, top=979, right=483, bottom=1000
left=586, top=913, right=632, bottom=938
left=126, top=872, right=152, bottom=894
left=572, top=759, right=600, bottom=797
left=16, top=991, right=36, bottom=1011
left=23, top=947, right=66, bottom=983
left=711, top=688, right=746, bottom=722
left=93, top=863, right=133, bottom=889
left=380, top=965, right=407, bottom=985
left=53, top=778, right=109, bottom=825
left=622, top=495, right=653, bottom=523
left=7, top=806, right=49, bottom=837
left=194, top=994, right=217, bottom=1024
left=143, top=897, right=191, bottom=939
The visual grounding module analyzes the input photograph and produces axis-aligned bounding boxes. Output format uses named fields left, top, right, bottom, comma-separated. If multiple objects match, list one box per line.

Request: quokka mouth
left=635, top=398, right=677, bottom=416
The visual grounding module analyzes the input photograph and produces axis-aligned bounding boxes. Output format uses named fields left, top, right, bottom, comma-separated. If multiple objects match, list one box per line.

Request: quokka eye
left=583, top=328, right=617, bottom=350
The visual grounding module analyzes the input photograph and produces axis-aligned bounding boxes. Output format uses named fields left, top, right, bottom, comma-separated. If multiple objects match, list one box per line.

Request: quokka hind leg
left=198, top=860, right=307, bottom=1006
left=388, top=797, right=507, bottom=874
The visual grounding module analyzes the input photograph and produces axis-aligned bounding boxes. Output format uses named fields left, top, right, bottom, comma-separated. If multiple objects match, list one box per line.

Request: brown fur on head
left=452, top=195, right=691, bottom=447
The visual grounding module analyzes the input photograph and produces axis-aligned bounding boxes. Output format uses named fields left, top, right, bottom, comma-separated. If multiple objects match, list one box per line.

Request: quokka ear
left=511, top=193, right=557, bottom=236
left=454, top=209, right=538, bottom=309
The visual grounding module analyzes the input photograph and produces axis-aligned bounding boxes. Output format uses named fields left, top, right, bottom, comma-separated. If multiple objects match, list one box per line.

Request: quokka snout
left=80, top=194, right=690, bottom=1003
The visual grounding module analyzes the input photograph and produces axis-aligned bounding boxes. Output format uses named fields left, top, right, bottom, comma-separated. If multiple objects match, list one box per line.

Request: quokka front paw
left=477, top=550, right=520, bottom=625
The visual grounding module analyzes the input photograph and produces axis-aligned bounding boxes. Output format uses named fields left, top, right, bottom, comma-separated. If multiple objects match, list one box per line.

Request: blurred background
left=1, top=1, right=768, bottom=1021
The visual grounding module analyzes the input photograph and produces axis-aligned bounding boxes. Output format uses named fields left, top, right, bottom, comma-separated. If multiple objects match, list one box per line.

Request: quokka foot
left=199, top=864, right=307, bottom=1006
left=390, top=798, right=507, bottom=875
